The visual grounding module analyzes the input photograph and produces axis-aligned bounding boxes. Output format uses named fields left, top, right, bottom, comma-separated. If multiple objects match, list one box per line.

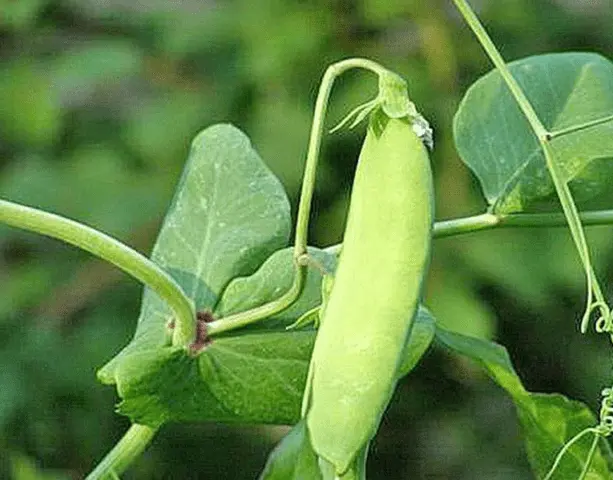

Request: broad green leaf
left=435, top=328, right=613, bottom=479
left=454, top=52, right=613, bottom=213
left=110, top=330, right=315, bottom=426
left=98, top=124, right=296, bottom=425
left=112, top=247, right=335, bottom=426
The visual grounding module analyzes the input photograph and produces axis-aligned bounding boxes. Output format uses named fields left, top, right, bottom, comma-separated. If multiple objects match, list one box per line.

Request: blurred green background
left=1, top=0, right=613, bottom=478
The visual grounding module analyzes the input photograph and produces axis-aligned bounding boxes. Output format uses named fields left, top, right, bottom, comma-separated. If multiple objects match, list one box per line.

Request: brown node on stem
left=188, top=310, right=215, bottom=355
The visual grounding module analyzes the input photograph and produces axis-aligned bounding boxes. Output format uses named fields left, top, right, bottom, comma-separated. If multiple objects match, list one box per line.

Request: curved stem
left=0, top=199, right=195, bottom=346
left=207, top=58, right=392, bottom=337
left=86, top=424, right=157, bottom=480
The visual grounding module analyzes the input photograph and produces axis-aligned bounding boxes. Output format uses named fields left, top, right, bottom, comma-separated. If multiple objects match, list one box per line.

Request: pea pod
left=304, top=110, right=434, bottom=476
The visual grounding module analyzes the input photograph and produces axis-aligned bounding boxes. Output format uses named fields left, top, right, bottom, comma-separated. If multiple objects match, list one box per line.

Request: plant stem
left=207, top=58, right=391, bottom=337
left=323, top=210, right=613, bottom=256
left=86, top=424, right=157, bottom=480
left=0, top=199, right=196, bottom=346
left=451, top=0, right=547, bottom=137
left=439, top=209, right=613, bottom=236
left=578, top=434, right=601, bottom=480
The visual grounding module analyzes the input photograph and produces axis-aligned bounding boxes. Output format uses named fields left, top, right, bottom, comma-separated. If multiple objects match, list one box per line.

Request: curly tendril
left=544, top=388, right=613, bottom=480
left=596, top=387, right=613, bottom=436
left=580, top=266, right=612, bottom=335
left=594, top=306, right=613, bottom=334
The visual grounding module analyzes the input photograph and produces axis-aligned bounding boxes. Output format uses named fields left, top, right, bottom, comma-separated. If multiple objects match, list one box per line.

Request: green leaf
left=435, top=328, right=613, bottom=479
left=519, top=394, right=613, bottom=480
left=110, top=249, right=336, bottom=425
left=110, top=331, right=315, bottom=426
left=258, top=420, right=323, bottom=480
left=259, top=419, right=369, bottom=480
left=454, top=52, right=613, bottom=213
left=98, top=124, right=296, bottom=425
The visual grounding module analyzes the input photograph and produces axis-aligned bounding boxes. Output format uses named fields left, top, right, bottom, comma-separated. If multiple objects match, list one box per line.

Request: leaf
left=454, top=52, right=613, bottom=214
left=258, top=420, right=323, bottom=480
left=98, top=124, right=300, bottom=425
left=111, top=247, right=336, bottom=425
left=110, top=331, right=315, bottom=426
left=435, top=328, right=613, bottom=479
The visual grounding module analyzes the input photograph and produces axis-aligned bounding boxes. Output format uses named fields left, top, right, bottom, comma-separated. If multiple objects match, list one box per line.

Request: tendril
left=578, top=240, right=611, bottom=336
left=543, top=387, right=613, bottom=480
left=582, top=299, right=613, bottom=334
left=596, top=387, right=613, bottom=436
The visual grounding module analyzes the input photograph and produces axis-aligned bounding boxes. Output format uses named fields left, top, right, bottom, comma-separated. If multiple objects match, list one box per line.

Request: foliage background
left=1, top=0, right=613, bottom=478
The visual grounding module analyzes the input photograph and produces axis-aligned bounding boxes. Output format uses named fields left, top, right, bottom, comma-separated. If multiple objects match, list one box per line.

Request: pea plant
left=3, top=1, right=613, bottom=478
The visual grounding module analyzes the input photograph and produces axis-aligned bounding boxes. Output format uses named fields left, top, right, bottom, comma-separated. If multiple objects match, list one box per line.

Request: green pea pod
left=304, top=110, right=434, bottom=476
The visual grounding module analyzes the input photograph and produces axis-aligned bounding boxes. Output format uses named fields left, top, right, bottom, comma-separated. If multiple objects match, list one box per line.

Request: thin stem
left=0, top=199, right=195, bottom=346
left=540, top=143, right=609, bottom=332
left=207, top=58, right=390, bottom=337
left=434, top=212, right=499, bottom=237
left=578, top=433, right=601, bottom=480
left=86, top=424, right=157, bottom=480
left=452, top=0, right=547, bottom=138
left=549, top=113, right=613, bottom=140
left=543, top=428, right=598, bottom=480
left=322, top=209, right=613, bottom=257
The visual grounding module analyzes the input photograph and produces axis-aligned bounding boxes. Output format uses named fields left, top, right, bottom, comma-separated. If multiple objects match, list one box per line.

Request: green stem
left=0, top=199, right=195, bottom=346
left=578, top=433, right=601, bottom=480
left=451, top=0, right=547, bottom=137
left=452, top=0, right=610, bottom=332
left=207, top=58, right=392, bottom=337
left=86, top=424, right=157, bottom=480
left=543, top=428, right=598, bottom=480
left=323, top=209, right=613, bottom=256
